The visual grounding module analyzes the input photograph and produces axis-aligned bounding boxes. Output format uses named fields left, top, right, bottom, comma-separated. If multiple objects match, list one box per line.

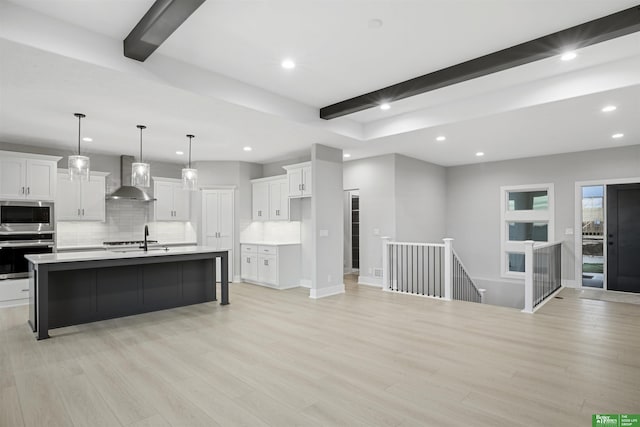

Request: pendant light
left=131, top=124, right=150, bottom=187
left=182, top=134, right=198, bottom=190
left=68, top=113, right=90, bottom=181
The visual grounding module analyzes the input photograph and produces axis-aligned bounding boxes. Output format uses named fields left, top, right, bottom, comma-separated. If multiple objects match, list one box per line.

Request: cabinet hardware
left=247, top=257, right=250, bottom=263
left=264, top=260, right=268, bottom=266
left=82, top=208, right=85, bottom=216
left=21, top=289, right=29, bottom=292
left=298, top=184, right=302, bottom=191
left=21, top=187, right=25, bottom=194
left=302, top=184, right=305, bottom=191
left=78, top=208, right=81, bottom=216
left=27, top=187, right=30, bottom=195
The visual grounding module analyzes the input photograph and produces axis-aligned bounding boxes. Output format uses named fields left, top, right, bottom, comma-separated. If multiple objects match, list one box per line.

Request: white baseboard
left=309, top=284, right=345, bottom=299
left=562, top=279, right=579, bottom=288
left=232, top=275, right=241, bottom=283
left=358, top=275, right=382, bottom=287
left=299, top=279, right=312, bottom=289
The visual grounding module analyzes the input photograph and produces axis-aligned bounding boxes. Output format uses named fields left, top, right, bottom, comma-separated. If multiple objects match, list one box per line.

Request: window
left=500, top=184, right=554, bottom=278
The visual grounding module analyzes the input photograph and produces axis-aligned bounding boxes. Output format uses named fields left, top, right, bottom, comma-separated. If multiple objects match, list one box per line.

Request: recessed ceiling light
left=176, top=151, right=184, bottom=155
left=82, top=137, right=92, bottom=142
left=380, top=103, right=391, bottom=110
left=560, top=51, right=577, bottom=61
left=343, top=153, right=351, bottom=158
left=436, top=136, right=446, bottom=142
left=476, top=152, right=485, bottom=157
left=601, top=105, right=617, bottom=112
left=281, top=59, right=295, bottom=69
left=612, top=133, right=624, bottom=139
left=243, top=146, right=253, bottom=152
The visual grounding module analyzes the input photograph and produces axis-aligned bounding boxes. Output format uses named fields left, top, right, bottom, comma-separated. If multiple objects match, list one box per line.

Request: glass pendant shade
left=182, top=168, right=198, bottom=190
left=132, top=124, right=150, bottom=187
left=69, top=113, right=90, bottom=181
left=182, top=134, right=198, bottom=190
left=131, top=162, right=151, bottom=187
left=68, top=155, right=90, bottom=181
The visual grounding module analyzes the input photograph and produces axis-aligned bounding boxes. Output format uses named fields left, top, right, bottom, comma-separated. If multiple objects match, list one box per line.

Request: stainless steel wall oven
left=0, top=201, right=55, bottom=280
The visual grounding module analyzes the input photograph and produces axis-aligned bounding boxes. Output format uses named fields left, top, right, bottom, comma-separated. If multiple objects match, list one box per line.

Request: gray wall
left=343, top=154, right=395, bottom=282
left=395, top=154, right=447, bottom=243
left=446, top=145, right=640, bottom=286
left=261, top=154, right=311, bottom=178
left=311, top=144, right=344, bottom=296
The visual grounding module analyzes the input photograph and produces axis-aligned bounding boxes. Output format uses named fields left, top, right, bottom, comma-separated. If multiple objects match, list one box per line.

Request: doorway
left=343, top=189, right=359, bottom=275
left=607, top=183, right=640, bottom=293
left=580, top=185, right=604, bottom=288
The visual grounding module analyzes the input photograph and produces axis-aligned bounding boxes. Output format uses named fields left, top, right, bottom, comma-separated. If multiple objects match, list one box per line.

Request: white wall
left=446, top=145, right=640, bottom=287
left=261, top=154, right=311, bottom=178
left=311, top=144, right=344, bottom=298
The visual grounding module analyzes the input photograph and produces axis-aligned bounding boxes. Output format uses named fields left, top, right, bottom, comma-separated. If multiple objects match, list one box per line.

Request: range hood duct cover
left=107, top=155, right=156, bottom=202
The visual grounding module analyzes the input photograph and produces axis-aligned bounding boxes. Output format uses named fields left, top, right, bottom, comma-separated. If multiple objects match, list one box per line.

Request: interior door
left=202, top=191, right=220, bottom=247
left=217, top=190, right=234, bottom=250
left=607, top=183, right=640, bottom=293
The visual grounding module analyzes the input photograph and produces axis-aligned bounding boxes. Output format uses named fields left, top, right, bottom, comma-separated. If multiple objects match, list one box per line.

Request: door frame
left=343, top=189, right=359, bottom=274
left=574, top=177, right=640, bottom=290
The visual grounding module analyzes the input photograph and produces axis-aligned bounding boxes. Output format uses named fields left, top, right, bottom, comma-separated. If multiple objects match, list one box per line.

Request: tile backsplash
left=56, top=200, right=196, bottom=247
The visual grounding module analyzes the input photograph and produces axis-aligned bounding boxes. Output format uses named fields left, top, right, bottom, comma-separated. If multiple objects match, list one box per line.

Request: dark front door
left=607, top=183, right=640, bottom=293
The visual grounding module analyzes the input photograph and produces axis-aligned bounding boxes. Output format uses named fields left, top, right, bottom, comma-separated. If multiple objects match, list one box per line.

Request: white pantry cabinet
left=153, top=178, right=190, bottom=221
left=56, top=171, right=108, bottom=221
left=201, top=189, right=234, bottom=280
left=283, top=162, right=311, bottom=198
left=251, top=175, right=289, bottom=221
left=0, top=151, right=60, bottom=201
left=240, top=244, right=300, bottom=289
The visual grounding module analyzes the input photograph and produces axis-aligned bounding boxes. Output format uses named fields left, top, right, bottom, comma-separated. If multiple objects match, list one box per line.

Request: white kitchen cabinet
left=269, top=178, right=289, bottom=220
left=153, top=178, right=190, bottom=221
left=251, top=175, right=289, bottom=221
left=283, top=162, right=312, bottom=198
left=56, top=171, right=107, bottom=221
left=202, top=189, right=234, bottom=280
left=240, top=244, right=301, bottom=289
left=0, top=152, right=59, bottom=201
left=252, top=181, right=269, bottom=220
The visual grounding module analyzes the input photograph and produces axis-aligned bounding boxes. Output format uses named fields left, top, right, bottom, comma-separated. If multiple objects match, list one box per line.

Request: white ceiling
left=0, top=0, right=639, bottom=166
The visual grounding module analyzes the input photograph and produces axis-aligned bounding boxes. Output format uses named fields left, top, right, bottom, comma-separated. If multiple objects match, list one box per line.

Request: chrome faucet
left=142, top=225, right=149, bottom=252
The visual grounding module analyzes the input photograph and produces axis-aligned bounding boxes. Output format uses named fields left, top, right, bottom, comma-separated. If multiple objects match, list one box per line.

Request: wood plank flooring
left=1, top=279, right=639, bottom=426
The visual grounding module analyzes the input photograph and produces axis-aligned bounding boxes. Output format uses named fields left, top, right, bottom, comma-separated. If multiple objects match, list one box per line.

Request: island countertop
left=25, top=246, right=222, bottom=265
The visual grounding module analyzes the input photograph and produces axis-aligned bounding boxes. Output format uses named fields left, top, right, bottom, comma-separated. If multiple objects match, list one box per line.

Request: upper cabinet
left=283, top=162, right=312, bottom=198
left=251, top=175, right=289, bottom=221
left=153, top=178, right=190, bottom=221
left=0, top=152, right=60, bottom=201
left=56, top=171, right=108, bottom=221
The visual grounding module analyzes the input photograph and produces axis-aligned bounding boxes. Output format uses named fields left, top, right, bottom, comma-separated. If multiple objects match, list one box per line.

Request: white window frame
left=500, top=183, right=555, bottom=279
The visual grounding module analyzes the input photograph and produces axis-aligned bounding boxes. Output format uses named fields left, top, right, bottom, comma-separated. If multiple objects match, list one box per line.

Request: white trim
left=58, top=169, right=110, bottom=177
left=500, top=183, right=555, bottom=279
left=299, top=279, right=312, bottom=288
left=233, top=275, right=241, bottom=283
left=574, top=177, right=640, bottom=291
left=152, top=176, right=182, bottom=184
left=388, top=241, right=444, bottom=247
left=198, top=185, right=237, bottom=190
left=0, top=150, right=61, bottom=162
left=309, top=284, right=345, bottom=299
left=282, top=161, right=311, bottom=171
left=357, top=276, right=382, bottom=287
left=250, top=174, right=286, bottom=184
left=562, top=279, right=579, bottom=288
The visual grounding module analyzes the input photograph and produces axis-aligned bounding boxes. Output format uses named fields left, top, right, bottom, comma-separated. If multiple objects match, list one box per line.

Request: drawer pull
left=21, top=289, right=29, bottom=292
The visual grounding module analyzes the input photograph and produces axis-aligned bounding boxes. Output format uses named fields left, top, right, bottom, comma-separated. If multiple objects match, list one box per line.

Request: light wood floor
left=1, top=279, right=639, bottom=426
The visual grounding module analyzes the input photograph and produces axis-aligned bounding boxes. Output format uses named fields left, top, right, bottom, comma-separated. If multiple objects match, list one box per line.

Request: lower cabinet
left=0, top=278, right=29, bottom=307
left=240, top=244, right=300, bottom=289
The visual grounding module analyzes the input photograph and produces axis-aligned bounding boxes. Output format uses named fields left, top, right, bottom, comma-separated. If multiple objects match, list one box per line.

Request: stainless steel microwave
left=0, top=201, right=54, bottom=233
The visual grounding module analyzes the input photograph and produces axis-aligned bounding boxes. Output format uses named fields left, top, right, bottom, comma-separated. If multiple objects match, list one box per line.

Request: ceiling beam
left=124, top=0, right=206, bottom=62
left=320, top=5, right=640, bottom=120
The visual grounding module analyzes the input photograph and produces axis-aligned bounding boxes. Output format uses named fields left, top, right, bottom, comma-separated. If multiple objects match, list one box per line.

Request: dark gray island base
left=26, top=247, right=228, bottom=340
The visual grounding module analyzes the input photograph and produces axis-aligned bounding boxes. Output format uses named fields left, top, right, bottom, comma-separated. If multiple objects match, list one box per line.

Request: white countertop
left=26, top=246, right=226, bottom=265
left=240, top=241, right=301, bottom=246
left=56, top=241, right=197, bottom=251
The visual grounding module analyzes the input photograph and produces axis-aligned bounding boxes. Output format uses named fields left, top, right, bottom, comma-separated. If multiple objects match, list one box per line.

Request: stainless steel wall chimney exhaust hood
left=107, top=156, right=156, bottom=202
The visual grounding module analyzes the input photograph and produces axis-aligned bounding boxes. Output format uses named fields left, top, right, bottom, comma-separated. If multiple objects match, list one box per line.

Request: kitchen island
left=25, top=246, right=229, bottom=340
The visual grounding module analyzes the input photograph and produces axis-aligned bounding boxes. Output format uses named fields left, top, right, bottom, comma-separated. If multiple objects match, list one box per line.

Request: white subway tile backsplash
left=57, top=200, right=196, bottom=247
